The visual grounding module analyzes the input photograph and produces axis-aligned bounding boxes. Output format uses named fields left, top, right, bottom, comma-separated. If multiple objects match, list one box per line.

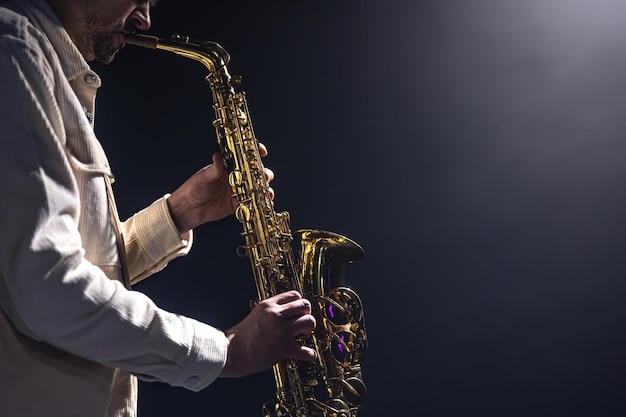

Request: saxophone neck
left=125, top=33, right=231, bottom=70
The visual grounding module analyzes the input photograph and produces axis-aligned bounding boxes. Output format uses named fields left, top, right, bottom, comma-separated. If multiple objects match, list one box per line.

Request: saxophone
left=126, top=34, right=368, bottom=417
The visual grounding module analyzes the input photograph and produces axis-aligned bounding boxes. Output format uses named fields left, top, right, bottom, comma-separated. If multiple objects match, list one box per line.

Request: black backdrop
left=93, top=1, right=626, bottom=416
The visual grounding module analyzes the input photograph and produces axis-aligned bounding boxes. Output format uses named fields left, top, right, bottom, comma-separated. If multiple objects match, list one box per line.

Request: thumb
left=199, top=153, right=226, bottom=183
left=211, top=152, right=225, bottom=169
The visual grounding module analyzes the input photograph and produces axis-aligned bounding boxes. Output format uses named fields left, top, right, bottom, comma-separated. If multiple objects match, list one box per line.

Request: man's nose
left=128, top=3, right=151, bottom=31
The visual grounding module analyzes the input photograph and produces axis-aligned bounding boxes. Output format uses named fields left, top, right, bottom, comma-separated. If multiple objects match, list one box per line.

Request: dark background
left=93, top=1, right=626, bottom=416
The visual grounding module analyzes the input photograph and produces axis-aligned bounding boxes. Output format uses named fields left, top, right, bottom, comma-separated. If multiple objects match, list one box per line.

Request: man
left=0, top=0, right=317, bottom=416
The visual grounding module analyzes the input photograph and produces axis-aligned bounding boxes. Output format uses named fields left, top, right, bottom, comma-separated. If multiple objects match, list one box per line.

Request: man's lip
left=119, top=30, right=135, bottom=40
left=113, top=32, right=129, bottom=49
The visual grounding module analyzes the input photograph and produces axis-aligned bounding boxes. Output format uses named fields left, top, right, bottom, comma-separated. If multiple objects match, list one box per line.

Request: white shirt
left=0, top=1, right=228, bottom=415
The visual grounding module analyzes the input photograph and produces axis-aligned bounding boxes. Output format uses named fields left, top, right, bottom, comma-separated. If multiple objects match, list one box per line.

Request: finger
left=288, top=313, right=316, bottom=338
left=264, top=167, right=274, bottom=183
left=289, top=342, right=317, bottom=362
left=211, top=152, right=223, bottom=166
left=269, top=290, right=302, bottom=305
left=204, top=152, right=225, bottom=177
left=258, top=142, right=268, bottom=157
left=268, top=186, right=275, bottom=200
left=280, top=298, right=313, bottom=322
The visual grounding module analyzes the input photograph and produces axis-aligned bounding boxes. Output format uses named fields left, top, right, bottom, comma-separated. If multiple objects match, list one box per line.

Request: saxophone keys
left=235, top=204, right=251, bottom=223
left=228, top=170, right=243, bottom=187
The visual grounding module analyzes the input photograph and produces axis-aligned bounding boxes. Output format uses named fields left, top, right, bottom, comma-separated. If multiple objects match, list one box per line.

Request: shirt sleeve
left=122, top=194, right=193, bottom=285
left=0, top=19, right=227, bottom=392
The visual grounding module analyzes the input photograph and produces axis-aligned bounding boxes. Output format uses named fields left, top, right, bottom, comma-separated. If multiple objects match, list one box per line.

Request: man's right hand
left=219, top=290, right=317, bottom=378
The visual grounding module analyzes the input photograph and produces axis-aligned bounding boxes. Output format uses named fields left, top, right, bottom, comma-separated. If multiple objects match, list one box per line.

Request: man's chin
left=92, top=33, right=125, bottom=64
left=95, top=49, right=120, bottom=65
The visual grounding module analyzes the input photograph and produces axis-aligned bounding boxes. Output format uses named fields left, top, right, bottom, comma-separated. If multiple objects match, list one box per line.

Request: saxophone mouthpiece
left=125, top=33, right=159, bottom=49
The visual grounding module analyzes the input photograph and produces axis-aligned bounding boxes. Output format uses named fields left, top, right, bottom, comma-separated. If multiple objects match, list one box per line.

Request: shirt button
left=84, top=74, right=98, bottom=84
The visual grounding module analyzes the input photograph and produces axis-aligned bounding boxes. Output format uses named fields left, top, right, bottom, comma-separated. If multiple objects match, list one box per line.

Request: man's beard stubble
left=91, top=32, right=120, bottom=64
left=79, top=1, right=124, bottom=64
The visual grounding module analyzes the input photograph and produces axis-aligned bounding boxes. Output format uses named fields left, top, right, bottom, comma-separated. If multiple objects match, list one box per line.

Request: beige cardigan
left=0, top=1, right=228, bottom=416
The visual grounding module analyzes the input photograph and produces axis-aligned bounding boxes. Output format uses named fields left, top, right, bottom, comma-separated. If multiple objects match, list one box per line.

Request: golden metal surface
left=127, top=33, right=367, bottom=417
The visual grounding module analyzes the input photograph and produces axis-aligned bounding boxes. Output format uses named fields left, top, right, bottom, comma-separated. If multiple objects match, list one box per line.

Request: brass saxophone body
left=126, top=34, right=367, bottom=417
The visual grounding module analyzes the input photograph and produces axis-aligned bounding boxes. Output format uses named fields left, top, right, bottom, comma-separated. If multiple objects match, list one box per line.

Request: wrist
left=166, top=193, right=191, bottom=236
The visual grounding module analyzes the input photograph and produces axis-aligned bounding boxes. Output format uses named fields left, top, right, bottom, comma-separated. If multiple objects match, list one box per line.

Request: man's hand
left=167, top=144, right=274, bottom=235
left=220, top=291, right=317, bottom=378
